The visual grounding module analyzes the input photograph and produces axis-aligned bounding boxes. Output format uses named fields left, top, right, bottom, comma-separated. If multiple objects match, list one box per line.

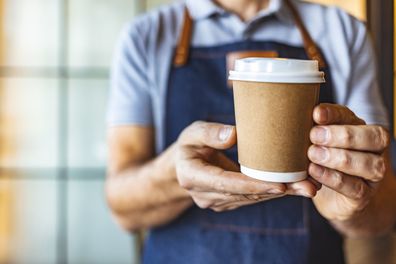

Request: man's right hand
left=175, top=121, right=319, bottom=212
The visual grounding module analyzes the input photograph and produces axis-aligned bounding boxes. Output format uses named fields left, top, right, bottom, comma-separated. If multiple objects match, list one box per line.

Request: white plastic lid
left=229, top=58, right=325, bottom=83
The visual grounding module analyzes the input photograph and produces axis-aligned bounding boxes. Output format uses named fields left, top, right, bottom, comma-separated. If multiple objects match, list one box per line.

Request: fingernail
left=309, top=146, right=329, bottom=163
left=219, top=126, right=233, bottom=141
left=312, top=127, right=328, bottom=144
left=316, top=107, right=328, bottom=123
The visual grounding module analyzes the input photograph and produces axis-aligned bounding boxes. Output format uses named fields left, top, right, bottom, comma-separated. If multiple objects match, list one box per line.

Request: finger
left=310, top=125, right=390, bottom=152
left=212, top=199, right=268, bottom=212
left=309, top=163, right=371, bottom=202
left=190, top=191, right=280, bottom=210
left=313, top=104, right=366, bottom=125
left=211, top=194, right=286, bottom=212
left=307, top=177, right=322, bottom=191
left=211, top=151, right=240, bottom=172
left=212, top=201, right=256, bottom=212
left=286, top=179, right=318, bottom=198
left=188, top=191, right=240, bottom=209
left=178, top=121, right=236, bottom=149
left=308, top=145, right=386, bottom=182
left=176, top=158, right=286, bottom=195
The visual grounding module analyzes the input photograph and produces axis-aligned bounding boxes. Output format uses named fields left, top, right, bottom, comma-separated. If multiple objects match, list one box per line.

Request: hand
left=308, top=104, right=390, bottom=222
left=175, top=121, right=319, bottom=212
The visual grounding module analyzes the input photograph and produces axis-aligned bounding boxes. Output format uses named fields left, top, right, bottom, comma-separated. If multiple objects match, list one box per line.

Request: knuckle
left=176, top=163, right=195, bottom=190
left=333, top=105, right=343, bottom=118
left=376, top=126, right=390, bottom=150
left=194, top=121, right=213, bottom=143
left=177, top=134, right=189, bottom=147
left=213, top=180, right=226, bottom=193
left=225, top=206, right=238, bottom=211
left=212, top=207, right=225, bottom=212
left=338, top=151, right=352, bottom=168
left=194, top=198, right=213, bottom=209
left=372, top=156, right=386, bottom=181
left=198, top=122, right=211, bottom=138
left=232, top=194, right=244, bottom=202
left=352, top=182, right=367, bottom=200
left=192, top=120, right=204, bottom=127
left=250, top=194, right=261, bottom=200
left=174, top=145, right=186, bottom=162
left=178, top=176, right=193, bottom=190
left=354, top=198, right=370, bottom=212
left=190, top=121, right=205, bottom=132
left=179, top=121, right=205, bottom=144
left=339, top=127, right=354, bottom=146
left=331, top=170, right=344, bottom=189
left=180, top=123, right=196, bottom=141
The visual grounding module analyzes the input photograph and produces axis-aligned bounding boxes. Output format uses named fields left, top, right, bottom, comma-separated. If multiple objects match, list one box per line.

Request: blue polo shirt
left=107, top=0, right=389, bottom=154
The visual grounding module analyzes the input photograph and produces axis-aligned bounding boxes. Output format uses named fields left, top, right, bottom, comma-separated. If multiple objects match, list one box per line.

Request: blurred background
left=0, top=0, right=394, bottom=264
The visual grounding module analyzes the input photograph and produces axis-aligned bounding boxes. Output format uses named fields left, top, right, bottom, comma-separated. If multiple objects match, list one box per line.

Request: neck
left=214, top=0, right=271, bottom=21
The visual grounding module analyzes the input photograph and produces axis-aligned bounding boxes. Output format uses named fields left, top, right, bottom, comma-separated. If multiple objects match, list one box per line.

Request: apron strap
left=284, top=0, right=326, bottom=68
left=173, top=1, right=326, bottom=68
left=173, top=7, right=193, bottom=67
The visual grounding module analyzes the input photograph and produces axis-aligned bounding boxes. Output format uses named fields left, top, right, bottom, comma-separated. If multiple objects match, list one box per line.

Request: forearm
left=115, top=199, right=193, bottom=231
left=106, top=144, right=193, bottom=231
left=331, top=167, right=396, bottom=238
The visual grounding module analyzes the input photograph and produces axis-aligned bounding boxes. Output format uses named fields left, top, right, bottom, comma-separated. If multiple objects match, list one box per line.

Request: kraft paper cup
left=229, top=58, right=325, bottom=183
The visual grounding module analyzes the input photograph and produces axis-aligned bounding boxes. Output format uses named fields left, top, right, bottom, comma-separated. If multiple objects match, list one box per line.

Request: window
left=0, top=0, right=156, bottom=263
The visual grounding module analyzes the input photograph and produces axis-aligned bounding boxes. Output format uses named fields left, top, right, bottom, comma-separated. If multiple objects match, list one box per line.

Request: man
left=106, top=0, right=396, bottom=263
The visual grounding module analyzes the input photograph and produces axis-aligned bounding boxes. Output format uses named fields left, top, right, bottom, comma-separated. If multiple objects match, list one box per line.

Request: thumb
left=178, top=121, right=236, bottom=149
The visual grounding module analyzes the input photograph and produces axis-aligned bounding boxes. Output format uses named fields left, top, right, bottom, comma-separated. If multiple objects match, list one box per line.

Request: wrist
left=331, top=193, right=394, bottom=238
left=152, top=143, right=178, bottom=181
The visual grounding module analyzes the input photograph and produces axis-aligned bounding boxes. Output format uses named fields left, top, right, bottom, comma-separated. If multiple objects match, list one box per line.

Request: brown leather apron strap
left=173, top=7, right=193, bottom=67
left=173, top=1, right=326, bottom=68
left=284, top=0, right=326, bottom=68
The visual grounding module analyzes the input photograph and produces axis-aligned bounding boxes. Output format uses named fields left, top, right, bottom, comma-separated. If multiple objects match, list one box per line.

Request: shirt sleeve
left=106, top=20, right=153, bottom=127
left=344, top=17, right=389, bottom=128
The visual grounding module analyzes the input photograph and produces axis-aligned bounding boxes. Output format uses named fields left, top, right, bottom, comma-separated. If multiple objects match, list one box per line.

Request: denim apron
left=143, top=1, right=345, bottom=263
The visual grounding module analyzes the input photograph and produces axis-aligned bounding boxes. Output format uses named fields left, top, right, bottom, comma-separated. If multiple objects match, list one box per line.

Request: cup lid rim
left=229, top=58, right=326, bottom=83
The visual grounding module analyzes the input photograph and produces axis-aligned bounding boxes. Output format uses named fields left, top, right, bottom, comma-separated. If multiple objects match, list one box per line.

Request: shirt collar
left=185, top=0, right=294, bottom=25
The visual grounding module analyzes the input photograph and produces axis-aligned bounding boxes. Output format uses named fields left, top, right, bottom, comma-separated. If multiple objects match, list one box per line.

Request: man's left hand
left=308, top=103, right=390, bottom=222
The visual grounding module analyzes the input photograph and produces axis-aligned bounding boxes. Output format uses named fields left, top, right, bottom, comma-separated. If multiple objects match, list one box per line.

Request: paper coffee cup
left=229, top=58, right=325, bottom=183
